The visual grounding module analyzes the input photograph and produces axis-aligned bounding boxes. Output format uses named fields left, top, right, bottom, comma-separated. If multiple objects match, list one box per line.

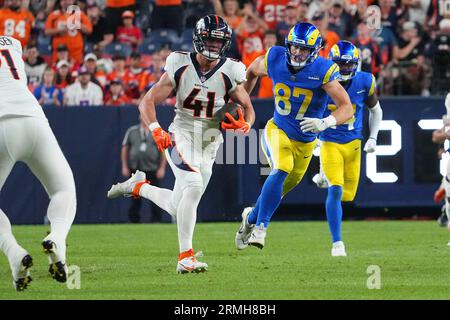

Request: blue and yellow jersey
left=265, top=46, right=340, bottom=142
left=319, top=71, right=376, bottom=144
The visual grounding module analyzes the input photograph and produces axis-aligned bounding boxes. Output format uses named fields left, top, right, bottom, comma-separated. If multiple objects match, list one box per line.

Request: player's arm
left=227, top=84, right=256, bottom=131
left=138, top=72, right=174, bottom=152
left=443, top=93, right=450, bottom=140
left=301, top=80, right=353, bottom=133
left=363, top=93, right=383, bottom=153
left=243, top=55, right=267, bottom=95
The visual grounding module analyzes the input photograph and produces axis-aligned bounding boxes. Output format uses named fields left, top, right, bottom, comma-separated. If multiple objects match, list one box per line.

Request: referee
left=122, top=116, right=167, bottom=223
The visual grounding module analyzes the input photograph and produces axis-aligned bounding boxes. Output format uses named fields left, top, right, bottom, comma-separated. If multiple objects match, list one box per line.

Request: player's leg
left=0, top=119, right=33, bottom=290
left=246, top=120, right=293, bottom=249
left=22, top=118, right=76, bottom=282
left=342, top=140, right=362, bottom=203
left=281, top=139, right=317, bottom=197
left=444, top=156, right=450, bottom=227
left=321, top=141, right=346, bottom=256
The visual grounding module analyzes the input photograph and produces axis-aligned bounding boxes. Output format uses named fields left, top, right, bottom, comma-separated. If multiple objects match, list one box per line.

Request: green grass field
left=1, top=221, right=449, bottom=299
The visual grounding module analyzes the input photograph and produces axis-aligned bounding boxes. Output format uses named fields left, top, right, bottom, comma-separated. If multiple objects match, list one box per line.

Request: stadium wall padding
left=0, top=97, right=446, bottom=224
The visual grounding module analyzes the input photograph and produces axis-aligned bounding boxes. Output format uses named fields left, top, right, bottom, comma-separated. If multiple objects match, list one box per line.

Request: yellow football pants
left=320, top=139, right=361, bottom=202
left=261, top=119, right=317, bottom=196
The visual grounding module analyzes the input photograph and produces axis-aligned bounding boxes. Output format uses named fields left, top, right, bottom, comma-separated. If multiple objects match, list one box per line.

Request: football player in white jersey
left=442, top=92, right=450, bottom=245
left=0, top=36, right=76, bottom=290
left=108, top=15, right=255, bottom=273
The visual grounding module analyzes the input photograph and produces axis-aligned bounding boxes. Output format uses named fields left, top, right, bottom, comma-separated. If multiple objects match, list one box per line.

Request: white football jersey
left=0, top=36, right=45, bottom=119
left=65, top=82, right=104, bottom=106
left=164, top=51, right=247, bottom=133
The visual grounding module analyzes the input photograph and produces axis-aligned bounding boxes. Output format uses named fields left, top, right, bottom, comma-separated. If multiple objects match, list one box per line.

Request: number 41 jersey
left=164, top=51, right=247, bottom=133
left=0, top=36, right=44, bottom=120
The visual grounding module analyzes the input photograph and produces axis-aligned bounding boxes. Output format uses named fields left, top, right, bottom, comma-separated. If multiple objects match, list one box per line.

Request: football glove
left=151, top=127, right=172, bottom=152
left=363, top=138, right=377, bottom=153
left=221, top=108, right=251, bottom=134
left=300, top=115, right=336, bottom=133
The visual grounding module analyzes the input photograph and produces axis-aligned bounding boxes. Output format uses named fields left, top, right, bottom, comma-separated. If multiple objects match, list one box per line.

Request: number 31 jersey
left=0, top=36, right=45, bottom=120
left=164, top=51, right=247, bottom=133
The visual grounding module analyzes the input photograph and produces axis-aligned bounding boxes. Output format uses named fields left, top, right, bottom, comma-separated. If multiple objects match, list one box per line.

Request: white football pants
left=139, top=127, right=221, bottom=253
left=0, top=116, right=76, bottom=265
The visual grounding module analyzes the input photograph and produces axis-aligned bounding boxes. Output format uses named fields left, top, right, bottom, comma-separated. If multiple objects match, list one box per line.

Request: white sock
left=46, top=188, right=76, bottom=263
left=139, top=184, right=177, bottom=217
left=0, top=209, right=26, bottom=266
left=177, top=185, right=202, bottom=253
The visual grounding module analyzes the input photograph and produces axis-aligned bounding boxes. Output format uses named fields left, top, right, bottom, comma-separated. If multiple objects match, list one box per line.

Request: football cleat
left=176, top=250, right=208, bottom=274
left=235, top=207, right=255, bottom=250
left=12, top=254, right=33, bottom=291
left=437, top=205, right=448, bottom=227
left=331, top=241, right=347, bottom=257
left=42, top=239, right=68, bottom=283
left=248, top=223, right=266, bottom=249
left=107, top=170, right=147, bottom=199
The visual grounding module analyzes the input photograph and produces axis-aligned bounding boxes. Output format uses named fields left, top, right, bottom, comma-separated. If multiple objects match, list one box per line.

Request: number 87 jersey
left=266, top=46, right=340, bottom=142
left=164, top=51, right=247, bottom=133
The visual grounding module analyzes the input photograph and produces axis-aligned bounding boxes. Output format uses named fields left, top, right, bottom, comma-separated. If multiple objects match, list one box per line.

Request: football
left=214, top=102, right=242, bottom=124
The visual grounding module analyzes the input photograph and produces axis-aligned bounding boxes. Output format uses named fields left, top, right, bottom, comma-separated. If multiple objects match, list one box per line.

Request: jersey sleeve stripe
left=264, top=47, right=272, bottom=75
left=174, top=65, right=189, bottom=89
left=322, top=63, right=338, bottom=84
left=221, top=72, right=233, bottom=102
left=368, top=74, right=376, bottom=96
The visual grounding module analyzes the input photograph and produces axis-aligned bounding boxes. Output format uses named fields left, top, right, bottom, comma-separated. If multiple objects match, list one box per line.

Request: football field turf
left=1, top=221, right=449, bottom=300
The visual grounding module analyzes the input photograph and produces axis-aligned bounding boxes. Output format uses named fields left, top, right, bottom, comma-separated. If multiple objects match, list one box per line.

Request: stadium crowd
left=0, top=0, right=448, bottom=107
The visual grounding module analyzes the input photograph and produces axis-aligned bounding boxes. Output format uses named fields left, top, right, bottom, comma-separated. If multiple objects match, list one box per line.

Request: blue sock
left=326, top=185, right=343, bottom=243
left=247, top=197, right=260, bottom=225
left=255, top=169, right=288, bottom=228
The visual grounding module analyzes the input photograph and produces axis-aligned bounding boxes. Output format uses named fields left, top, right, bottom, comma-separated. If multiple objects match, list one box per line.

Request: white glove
left=300, top=115, right=336, bottom=133
left=364, top=138, right=377, bottom=153
left=312, top=172, right=329, bottom=189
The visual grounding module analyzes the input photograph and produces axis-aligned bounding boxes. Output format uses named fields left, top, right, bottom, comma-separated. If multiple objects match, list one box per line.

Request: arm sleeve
left=163, top=52, right=178, bottom=87
left=322, top=62, right=340, bottom=85
left=368, top=101, right=383, bottom=140
left=122, top=128, right=131, bottom=146
left=229, top=61, right=247, bottom=92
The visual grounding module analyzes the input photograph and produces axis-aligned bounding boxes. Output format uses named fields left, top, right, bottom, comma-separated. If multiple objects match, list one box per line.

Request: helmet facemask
left=193, top=20, right=232, bottom=61
left=335, top=58, right=358, bottom=81
left=286, top=43, right=318, bottom=68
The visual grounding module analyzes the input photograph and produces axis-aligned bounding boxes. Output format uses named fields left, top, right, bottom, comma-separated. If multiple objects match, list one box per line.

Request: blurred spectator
left=52, top=44, right=79, bottom=72
left=115, top=10, right=142, bottom=49
left=256, top=0, right=290, bottom=30
left=84, top=52, right=107, bottom=88
left=104, top=78, right=132, bottom=106
left=235, top=5, right=268, bottom=67
left=105, top=0, right=135, bottom=36
left=307, top=0, right=332, bottom=21
left=0, top=0, right=35, bottom=48
left=127, top=52, right=145, bottom=103
left=353, top=21, right=382, bottom=77
left=86, top=1, right=114, bottom=51
left=277, top=1, right=307, bottom=44
left=257, top=30, right=276, bottom=98
left=107, top=54, right=139, bottom=100
left=64, top=66, right=104, bottom=106
left=373, top=26, right=400, bottom=95
left=396, top=21, right=432, bottom=95
left=45, top=0, right=93, bottom=64
left=139, top=50, right=165, bottom=93
left=185, top=0, right=219, bottom=29
left=402, top=0, right=430, bottom=25
left=429, top=19, right=450, bottom=95
left=327, top=0, right=352, bottom=39
left=121, top=116, right=167, bottom=223
left=313, top=11, right=340, bottom=58
left=216, top=0, right=243, bottom=30
left=379, top=0, right=407, bottom=34
left=427, top=0, right=450, bottom=31
left=150, top=0, right=183, bottom=35
left=33, top=68, right=63, bottom=106
left=24, top=44, right=48, bottom=88
left=55, top=59, right=74, bottom=89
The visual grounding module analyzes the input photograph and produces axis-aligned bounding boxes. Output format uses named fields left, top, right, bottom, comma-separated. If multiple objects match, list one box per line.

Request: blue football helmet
left=329, top=40, right=360, bottom=81
left=285, top=22, right=322, bottom=68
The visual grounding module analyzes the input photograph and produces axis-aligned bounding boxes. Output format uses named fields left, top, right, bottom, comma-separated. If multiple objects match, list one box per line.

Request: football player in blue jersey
left=235, top=22, right=354, bottom=250
left=313, top=40, right=383, bottom=256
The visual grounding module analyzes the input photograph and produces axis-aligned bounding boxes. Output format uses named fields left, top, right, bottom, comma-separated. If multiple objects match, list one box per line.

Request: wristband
left=148, top=122, right=161, bottom=132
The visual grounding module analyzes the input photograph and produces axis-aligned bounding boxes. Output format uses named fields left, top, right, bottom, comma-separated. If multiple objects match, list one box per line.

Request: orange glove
left=151, top=127, right=172, bottom=152
left=221, top=108, right=250, bottom=133
left=434, top=186, right=445, bottom=203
